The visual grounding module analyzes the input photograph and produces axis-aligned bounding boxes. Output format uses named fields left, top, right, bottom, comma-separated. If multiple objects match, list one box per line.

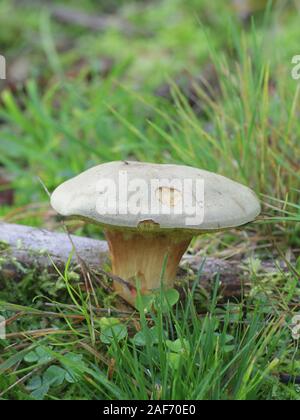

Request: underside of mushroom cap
left=51, top=161, right=261, bottom=232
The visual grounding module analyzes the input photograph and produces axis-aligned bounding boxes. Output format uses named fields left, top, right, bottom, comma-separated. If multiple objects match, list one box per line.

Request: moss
left=0, top=240, right=10, bottom=251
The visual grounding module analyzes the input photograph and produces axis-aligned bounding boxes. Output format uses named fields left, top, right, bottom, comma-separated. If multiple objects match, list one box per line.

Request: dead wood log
left=0, top=222, right=286, bottom=297
left=0, top=222, right=109, bottom=270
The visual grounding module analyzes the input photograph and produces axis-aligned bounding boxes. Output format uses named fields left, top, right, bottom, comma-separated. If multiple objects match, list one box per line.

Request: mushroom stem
left=104, top=229, right=192, bottom=306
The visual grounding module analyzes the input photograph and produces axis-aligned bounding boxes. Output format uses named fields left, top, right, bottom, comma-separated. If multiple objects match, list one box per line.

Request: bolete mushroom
left=51, top=161, right=260, bottom=306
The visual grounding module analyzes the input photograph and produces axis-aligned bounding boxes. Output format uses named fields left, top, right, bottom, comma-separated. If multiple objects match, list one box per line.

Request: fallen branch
left=0, top=222, right=286, bottom=298
left=0, top=222, right=109, bottom=270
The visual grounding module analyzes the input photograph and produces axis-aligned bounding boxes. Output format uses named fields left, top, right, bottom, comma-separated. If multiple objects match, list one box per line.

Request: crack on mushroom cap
left=137, top=219, right=161, bottom=231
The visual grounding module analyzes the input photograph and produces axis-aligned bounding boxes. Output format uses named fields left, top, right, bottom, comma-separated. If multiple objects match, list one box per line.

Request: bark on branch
left=0, top=222, right=285, bottom=298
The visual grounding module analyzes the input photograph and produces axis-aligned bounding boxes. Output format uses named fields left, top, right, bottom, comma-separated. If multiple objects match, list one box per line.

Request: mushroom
left=51, top=161, right=261, bottom=306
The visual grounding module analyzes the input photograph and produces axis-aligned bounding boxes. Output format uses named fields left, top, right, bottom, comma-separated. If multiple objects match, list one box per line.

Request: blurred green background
left=0, top=0, right=299, bottom=233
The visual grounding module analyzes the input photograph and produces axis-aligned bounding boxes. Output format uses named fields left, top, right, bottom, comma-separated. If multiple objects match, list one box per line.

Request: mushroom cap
left=51, top=161, right=261, bottom=232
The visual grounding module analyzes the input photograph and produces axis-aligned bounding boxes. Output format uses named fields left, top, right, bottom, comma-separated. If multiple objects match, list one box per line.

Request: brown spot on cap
left=155, top=187, right=182, bottom=207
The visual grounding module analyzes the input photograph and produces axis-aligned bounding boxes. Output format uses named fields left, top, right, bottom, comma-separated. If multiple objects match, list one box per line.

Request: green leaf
left=166, top=338, right=190, bottom=354
left=168, top=353, right=181, bottom=370
left=61, top=352, right=85, bottom=383
left=24, top=346, right=53, bottom=364
left=43, top=365, right=66, bottom=387
left=132, top=326, right=162, bottom=347
left=0, top=348, right=32, bottom=374
left=100, top=318, right=128, bottom=344
left=224, top=345, right=235, bottom=353
left=24, top=351, right=39, bottom=364
left=26, top=376, right=42, bottom=391
left=64, top=352, right=84, bottom=363
left=65, top=371, right=77, bottom=384
left=165, top=289, right=180, bottom=306
left=155, top=289, right=180, bottom=312
left=225, top=334, right=234, bottom=343
left=30, top=383, right=50, bottom=400
left=135, top=294, right=155, bottom=313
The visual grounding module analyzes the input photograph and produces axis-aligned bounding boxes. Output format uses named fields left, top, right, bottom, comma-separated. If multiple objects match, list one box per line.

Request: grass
left=0, top=275, right=299, bottom=400
left=0, top=0, right=300, bottom=400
